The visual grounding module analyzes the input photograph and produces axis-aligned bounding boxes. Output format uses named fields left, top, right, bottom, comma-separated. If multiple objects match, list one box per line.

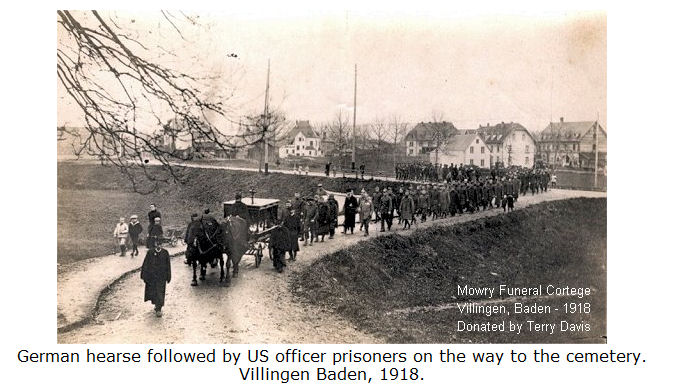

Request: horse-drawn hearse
left=189, top=193, right=281, bottom=286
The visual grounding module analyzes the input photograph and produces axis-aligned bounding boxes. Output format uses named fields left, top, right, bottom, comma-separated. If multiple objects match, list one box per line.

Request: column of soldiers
left=395, top=162, right=486, bottom=183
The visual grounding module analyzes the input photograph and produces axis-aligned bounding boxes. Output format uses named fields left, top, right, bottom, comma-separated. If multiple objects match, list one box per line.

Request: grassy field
left=57, top=162, right=405, bottom=264
left=290, top=198, right=607, bottom=343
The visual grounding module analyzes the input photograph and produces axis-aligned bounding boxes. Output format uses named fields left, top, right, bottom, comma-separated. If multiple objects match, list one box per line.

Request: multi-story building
left=536, top=118, right=607, bottom=169
left=433, top=134, right=491, bottom=168
left=278, top=120, right=324, bottom=158
left=404, top=122, right=460, bottom=156
left=468, top=122, right=536, bottom=168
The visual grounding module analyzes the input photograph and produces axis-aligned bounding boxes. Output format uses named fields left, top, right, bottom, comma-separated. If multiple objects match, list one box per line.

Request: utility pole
left=263, top=59, right=271, bottom=174
left=351, top=64, right=357, bottom=175
left=594, top=112, right=599, bottom=189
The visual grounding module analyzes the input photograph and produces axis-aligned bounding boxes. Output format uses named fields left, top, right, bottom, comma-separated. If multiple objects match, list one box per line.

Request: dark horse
left=191, top=217, right=227, bottom=286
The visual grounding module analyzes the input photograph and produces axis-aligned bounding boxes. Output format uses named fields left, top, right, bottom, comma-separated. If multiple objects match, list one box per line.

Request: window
left=476, top=139, right=479, bottom=144
left=470, top=146, right=474, bottom=154
left=409, top=141, right=414, bottom=147
left=481, top=146, right=485, bottom=154
left=497, top=145, right=500, bottom=153
left=480, top=159, right=485, bottom=167
left=469, top=159, right=474, bottom=165
left=409, top=149, right=414, bottom=155
left=310, top=140, right=313, bottom=147
left=525, top=157, right=529, bottom=165
left=525, top=145, right=529, bottom=153
left=592, top=144, right=596, bottom=151
left=297, top=145, right=300, bottom=150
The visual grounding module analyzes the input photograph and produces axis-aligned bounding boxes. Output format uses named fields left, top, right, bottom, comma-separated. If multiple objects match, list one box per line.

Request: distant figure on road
left=359, top=164, right=365, bottom=179
left=113, top=217, right=129, bottom=257
left=140, top=238, right=171, bottom=317
left=325, top=162, right=330, bottom=177
left=128, top=215, right=143, bottom=257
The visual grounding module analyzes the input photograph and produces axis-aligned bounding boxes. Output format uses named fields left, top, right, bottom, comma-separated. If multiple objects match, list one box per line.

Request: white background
left=1, top=1, right=688, bottom=390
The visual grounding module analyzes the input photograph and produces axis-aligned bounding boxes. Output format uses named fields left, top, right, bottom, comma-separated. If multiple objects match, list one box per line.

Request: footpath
left=57, top=188, right=606, bottom=336
left=57, top=243, right=186, bottom=332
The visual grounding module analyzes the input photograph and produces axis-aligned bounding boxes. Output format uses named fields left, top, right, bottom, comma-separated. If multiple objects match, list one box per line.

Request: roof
left=443, top=134, right=483, bottom=152
left=538, top=120, right=606, bottom=142
left=472, top=122, right=531, bottom=145
left=404, top=122, right=460, bottom=141
left=284, top=120, right=317, bottom=144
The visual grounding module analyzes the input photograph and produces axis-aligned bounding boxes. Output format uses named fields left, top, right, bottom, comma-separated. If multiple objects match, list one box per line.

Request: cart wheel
left=255, top=244, right=263, bottom=268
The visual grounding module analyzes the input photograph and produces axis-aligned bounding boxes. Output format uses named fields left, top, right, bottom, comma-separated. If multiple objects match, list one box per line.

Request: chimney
left=560, top=117, right=564, bottom=123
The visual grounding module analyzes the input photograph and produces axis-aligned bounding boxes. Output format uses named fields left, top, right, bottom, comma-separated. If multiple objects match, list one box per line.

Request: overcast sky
left=57, top=10, right=606, bottom=134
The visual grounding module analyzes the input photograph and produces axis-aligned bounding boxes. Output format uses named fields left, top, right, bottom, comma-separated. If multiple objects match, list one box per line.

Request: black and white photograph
left=56, top=9, right=607, bottom=344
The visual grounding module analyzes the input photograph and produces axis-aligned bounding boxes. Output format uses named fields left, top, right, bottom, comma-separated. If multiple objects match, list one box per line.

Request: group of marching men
left=266, top=170, right=552, bottom=273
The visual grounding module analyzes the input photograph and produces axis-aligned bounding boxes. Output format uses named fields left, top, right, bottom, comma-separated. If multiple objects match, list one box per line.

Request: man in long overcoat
left=140, top=239, right=171, bottom=317
left=342, top=189, right=358, bottom=234
left=327, top=194, right=339, bottom=239
left=399, top=190, right=415, bottom=230
left=283, top=208, right=301, bottom=260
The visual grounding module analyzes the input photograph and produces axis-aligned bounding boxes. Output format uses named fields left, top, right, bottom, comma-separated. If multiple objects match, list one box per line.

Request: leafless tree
left=239, top=108, right=287, bottom=171
left=389, top=114, right=408, bottom=169
left=326, top=109, right=351, bottom=168
left=57, top=10, right=249, bottom=193
left=427, top=111, right=455, bottom=166
left=369, top=117, right=390, bottom=172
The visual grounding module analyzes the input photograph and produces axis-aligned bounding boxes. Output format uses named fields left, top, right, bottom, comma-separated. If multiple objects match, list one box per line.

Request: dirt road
left=58, top=189, right=605, bottom=343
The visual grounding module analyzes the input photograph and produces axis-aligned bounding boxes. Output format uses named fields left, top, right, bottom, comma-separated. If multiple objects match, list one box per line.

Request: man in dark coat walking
left=342, top=189, right=358, bottom=234
left=283, top=207, right=301, bottom=261
left=147, top=216, right=164, bottom=249
left=269, top=225, right=291, bottom=273
left=140, top=239, right=171, bottom=317
left=327, top=194, right=339, bottom=239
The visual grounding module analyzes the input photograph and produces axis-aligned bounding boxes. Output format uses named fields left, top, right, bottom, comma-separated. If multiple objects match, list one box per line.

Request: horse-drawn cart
left=223, top=197, right=281, bottom=268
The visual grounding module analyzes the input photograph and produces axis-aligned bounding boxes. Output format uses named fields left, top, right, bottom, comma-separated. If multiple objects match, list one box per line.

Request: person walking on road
left=147, top=216, right=163, bottom=249
left=359, top=195, right=373, bottom=236
left=113, top=217, right=129, bottom=257
left=140, top=238, right=171, bottom=317
left=128, top=215, right=143, bottom=257
left=342, top=189, right=358, bottom=234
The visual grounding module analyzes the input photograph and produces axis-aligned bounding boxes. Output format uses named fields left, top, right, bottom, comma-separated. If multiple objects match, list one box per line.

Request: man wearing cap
left=303, top=196, right=318, bottom=244
left=372, top=186, right=382, bottom=223
left=379, top=188, right=394, bottom=232
left=128, top=215, right=143, bottom=257
left=343, top=189, right=358, bottom=234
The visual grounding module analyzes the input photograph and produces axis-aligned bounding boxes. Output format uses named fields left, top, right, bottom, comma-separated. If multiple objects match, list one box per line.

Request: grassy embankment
left=291, top=198, right=607, bottom=343
left=58, top=162, right=404, bottom=264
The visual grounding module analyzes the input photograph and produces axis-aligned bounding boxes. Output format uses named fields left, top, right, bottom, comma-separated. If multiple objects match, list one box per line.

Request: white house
left=278, top=120, right=323, bottom=158
left=432, top=134, right=491, bottom=168
left=469, top=122, right=537, bottom=168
